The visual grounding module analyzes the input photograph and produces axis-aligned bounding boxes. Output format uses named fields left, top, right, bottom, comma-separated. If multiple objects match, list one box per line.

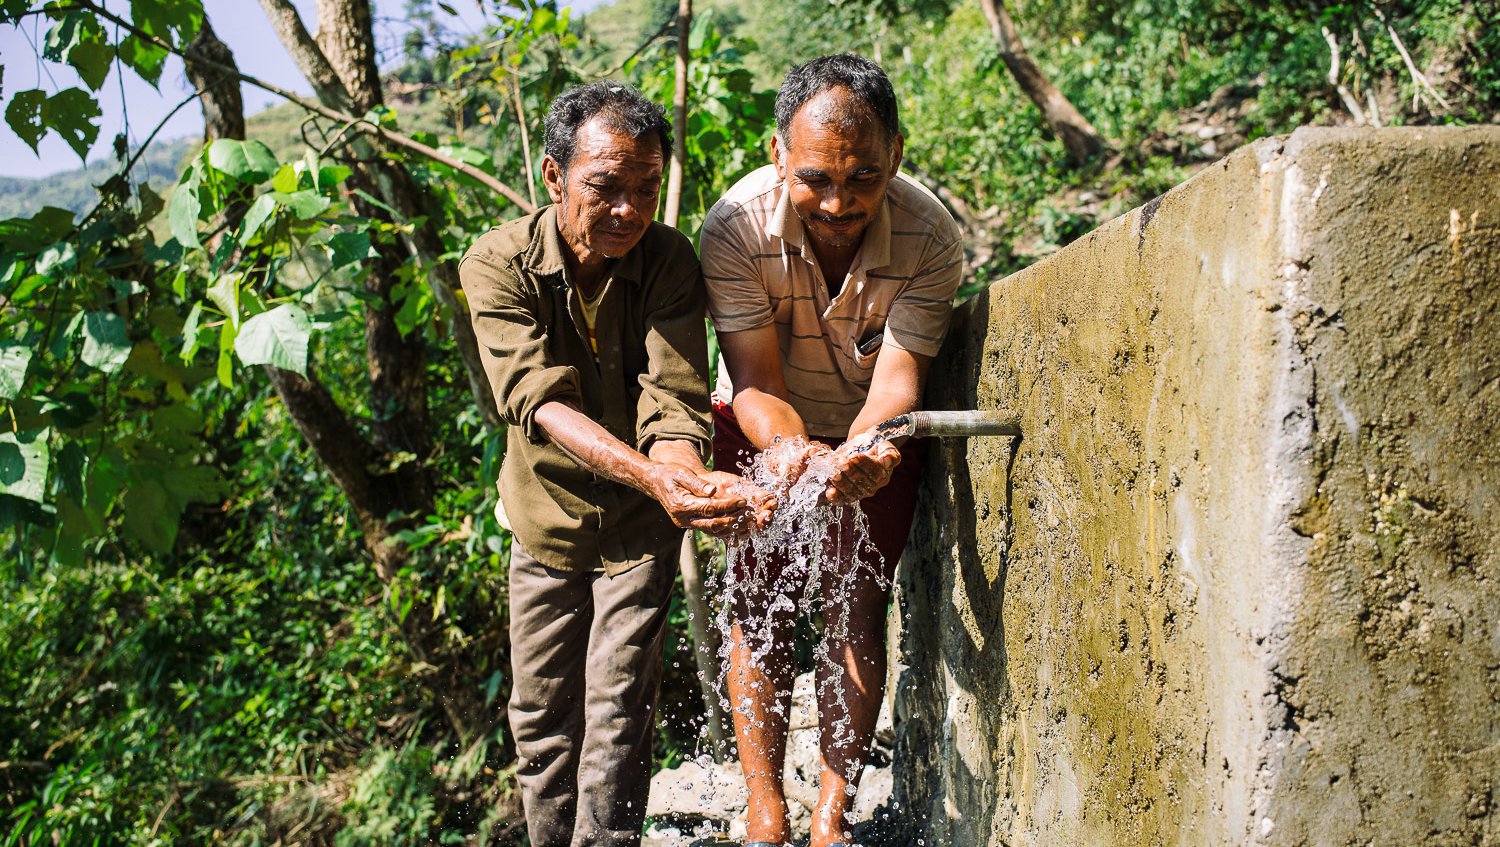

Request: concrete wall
left=894, top=126, right=1500, bottom=846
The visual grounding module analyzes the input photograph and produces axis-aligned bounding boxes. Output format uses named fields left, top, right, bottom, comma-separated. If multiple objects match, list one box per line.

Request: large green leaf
left=81, top=311, right=132, bottom=373
left=235, top=304, right=311, bottom=376
left=131, top=0, right=204, bottom=48
left=272, top=190, right=331, bottom=220
left=326, top=231, right=374, bottom=269
left=207, top=271, right=241, bottom=327
left=238, top=194, right=277, bottom=246
left=40, top=88, right=102, bottom=159
left=5, top=89, right=47, bottom=152
left=170, top=163, right=203, bottom=250
left=119, top=35, right=168, bottom=85
left=0, top=429, right=50, bottom=503
left=44, top=13, right=112, bottom=90
left=0, top=342, right=32, bottom=399
left=208, top=138, right=279, bottom=183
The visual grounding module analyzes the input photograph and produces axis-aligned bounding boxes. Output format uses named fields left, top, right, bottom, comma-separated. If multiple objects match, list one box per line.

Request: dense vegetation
left=1, top=0, right=1494, bottom=843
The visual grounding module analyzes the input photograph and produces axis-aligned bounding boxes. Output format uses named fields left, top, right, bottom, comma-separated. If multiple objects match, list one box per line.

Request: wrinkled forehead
left=568, top=118, right=664, bottom=177
left=782, top=87, right=892, bottom=150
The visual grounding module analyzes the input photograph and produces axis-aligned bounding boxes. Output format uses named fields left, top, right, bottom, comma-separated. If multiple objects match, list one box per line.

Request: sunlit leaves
left=0, top=429, right=51, bottom=503
left=271, top=190, right=331, bottom=220
left=235, top=304, right=311, bottom=376
left=80, top=311, right=132, bottom=373
left=208, top=139, right=279, bottom=183
left=129, top=0, right=204, bottom=49
left=238, top=193, right=276, bottom=246
left=0, top=343, right=32, bottom=399
left=118, top=34, right=169, bottom=85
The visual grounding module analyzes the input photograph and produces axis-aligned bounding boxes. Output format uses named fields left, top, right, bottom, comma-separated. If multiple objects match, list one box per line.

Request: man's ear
left=770, top=133, right=786, bottom=180
left=890, top=132, right=905, bottom=174
left=541, top=155, right=565, bottom=204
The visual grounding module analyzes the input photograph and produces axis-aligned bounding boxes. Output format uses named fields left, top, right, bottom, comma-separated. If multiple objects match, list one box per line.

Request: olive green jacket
left=458, top=206, right=711, bottom=575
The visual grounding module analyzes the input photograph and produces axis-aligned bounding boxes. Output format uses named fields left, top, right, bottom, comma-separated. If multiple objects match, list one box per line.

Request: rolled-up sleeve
left=635, top=235, right=713, bottom=461
left=459, top=252, right=582, bottom=443
left=701, top=201, right=773, bottom=334
left=885, top=217, right=964, bottom=357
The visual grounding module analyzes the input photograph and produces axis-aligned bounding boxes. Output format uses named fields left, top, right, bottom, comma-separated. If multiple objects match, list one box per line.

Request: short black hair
left=543, top=81, right=671, bottom=173
left=774, top=54, right=899, bottom=146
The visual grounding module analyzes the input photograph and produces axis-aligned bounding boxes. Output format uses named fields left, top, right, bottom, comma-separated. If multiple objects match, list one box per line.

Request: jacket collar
left=526, top=205, right=645, bottom=286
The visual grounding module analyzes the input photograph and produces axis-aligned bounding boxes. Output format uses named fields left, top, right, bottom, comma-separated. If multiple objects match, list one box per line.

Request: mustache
left=810, top=212, right=866, bottom=225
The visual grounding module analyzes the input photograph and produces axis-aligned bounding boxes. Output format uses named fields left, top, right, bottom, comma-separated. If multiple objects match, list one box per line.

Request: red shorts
left=711, top=401, right=923, bottom=580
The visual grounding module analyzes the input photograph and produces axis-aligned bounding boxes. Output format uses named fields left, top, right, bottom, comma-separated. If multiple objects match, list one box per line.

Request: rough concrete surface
left=894, top=126, right=1499, bottom=846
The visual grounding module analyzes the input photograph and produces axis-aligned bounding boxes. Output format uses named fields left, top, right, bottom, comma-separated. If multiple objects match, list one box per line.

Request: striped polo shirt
left=701, top=164, right=964, bottom=437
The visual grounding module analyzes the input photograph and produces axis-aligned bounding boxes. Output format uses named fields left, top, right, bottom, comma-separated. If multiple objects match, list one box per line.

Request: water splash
left=710, top=436, right=890, bottom=782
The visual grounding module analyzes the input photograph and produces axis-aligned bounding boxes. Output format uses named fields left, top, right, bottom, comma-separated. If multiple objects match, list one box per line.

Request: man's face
left=773, top=88, right=903, bottom=251
left=542, top=117, right=663, bottom=269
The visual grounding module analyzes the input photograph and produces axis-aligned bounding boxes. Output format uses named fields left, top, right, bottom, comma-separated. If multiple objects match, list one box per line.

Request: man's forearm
left=648, top=439, right=708, bottom=473
left=730, top=388, right=809, bottom=451
left=848, top=388, right=921, bottom=442
left=533, top=401, right=663, bottom=496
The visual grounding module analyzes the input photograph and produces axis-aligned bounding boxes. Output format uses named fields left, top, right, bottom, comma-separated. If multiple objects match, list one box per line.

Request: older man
left=460, top=82, right=765, bottom=847
left=701, top=55, right=964, bottom=847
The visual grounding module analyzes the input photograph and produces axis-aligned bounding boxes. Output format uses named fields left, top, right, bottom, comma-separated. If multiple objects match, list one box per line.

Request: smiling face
left=773, top=87, right=903, bottom=253
left=542, top=116, right=664, bottom=278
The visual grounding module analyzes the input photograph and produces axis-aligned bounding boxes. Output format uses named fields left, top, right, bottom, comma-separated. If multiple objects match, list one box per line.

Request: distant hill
left=0, top=89, right=452, bottom=222
left=0, top=137, right=195, bottom=220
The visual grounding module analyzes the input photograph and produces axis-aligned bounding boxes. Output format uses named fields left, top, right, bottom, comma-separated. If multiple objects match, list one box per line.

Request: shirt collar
left=766, top=180, right=893, bottom=273
left=526, top=205, right=645, bottom=286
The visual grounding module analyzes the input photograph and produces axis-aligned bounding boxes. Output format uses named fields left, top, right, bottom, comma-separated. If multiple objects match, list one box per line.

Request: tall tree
left=977, top=0, right=1108, bottom=165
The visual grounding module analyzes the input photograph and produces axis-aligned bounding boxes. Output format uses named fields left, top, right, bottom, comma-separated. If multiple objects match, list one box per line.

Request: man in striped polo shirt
left=701, top=54, right=964, bottom=847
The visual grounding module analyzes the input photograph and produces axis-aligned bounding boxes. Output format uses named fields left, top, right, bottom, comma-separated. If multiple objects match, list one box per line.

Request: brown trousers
left=507, top=536, right=677, bottom=847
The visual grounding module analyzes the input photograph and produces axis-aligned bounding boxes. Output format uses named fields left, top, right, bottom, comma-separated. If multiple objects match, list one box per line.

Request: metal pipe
left=873, top=410, right=1022, bottom=440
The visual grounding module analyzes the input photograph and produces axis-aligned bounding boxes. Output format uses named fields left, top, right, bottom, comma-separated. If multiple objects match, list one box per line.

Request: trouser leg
left=571, top=538, right=678, bottom=847
left=507, top=540, right=592, bottom=847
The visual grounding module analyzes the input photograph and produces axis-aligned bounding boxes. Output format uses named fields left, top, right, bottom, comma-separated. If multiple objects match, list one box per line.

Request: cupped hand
left=699, top=470, right=777, bottom=533
left=823, top=436, right=902, bottom=506
left=649, top=464, right=758, bottom=538
left=760, top=436, right=832, bottom=494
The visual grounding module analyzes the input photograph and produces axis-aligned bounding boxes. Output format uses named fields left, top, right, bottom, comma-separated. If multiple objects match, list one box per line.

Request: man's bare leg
left=728, top=598, right=799, bottom=845
left=809, top=558, right=889, bottom=847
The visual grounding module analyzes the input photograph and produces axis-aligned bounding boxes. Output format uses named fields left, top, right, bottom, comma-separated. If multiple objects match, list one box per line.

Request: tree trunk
left=189, top=9, right=488, bottom=742
left=261, top=0, right=502, bottom=430
left=663, top=0, right=691, bottom=229
left=977, top=0, right=1109, bottom=165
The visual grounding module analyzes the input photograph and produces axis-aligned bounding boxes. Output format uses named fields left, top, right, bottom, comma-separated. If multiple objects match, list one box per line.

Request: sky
left=0, top=0, right=608, bottom=179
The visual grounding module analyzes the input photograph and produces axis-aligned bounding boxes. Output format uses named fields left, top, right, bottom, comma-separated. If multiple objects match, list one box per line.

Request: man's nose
left=820, top=183, right=852, bottom=216
left=609, top=191, right=640, bottom=219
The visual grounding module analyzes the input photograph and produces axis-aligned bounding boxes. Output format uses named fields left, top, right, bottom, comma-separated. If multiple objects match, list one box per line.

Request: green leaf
left=238, top=194, right=276, bottom=246
left=271, top=163, right=298, bottom=193
left=170, top=163, right=203, bottom=250
left=81, top=311, right=132, bottom=373
left=131, top=0, right=204, bottom=47
left=326, top=231, right=374, bottom=269
left=35, top=242, right=77, bottom=276
left=119, top=35, right=169, bottom=85
left=0, top=429, right=50, bottom=503
left=41, top=88, right=102, bottom=159
left=0, top=0, right=28, bottom=24
left=179, top=301, right=204, bottom=361
left=207, top=271, right=241, bottom=327
left=208, top=138, right=279, bottom=183
left=5, top=90, right=47, bottom=152
left=272, top=190, right=330, bottom=220
left=235, top=304, right=311, bottom=376
left=216, top=318, right=237, bottom=388
left=47, top=14, right=112, bottom=90
left=0, top=342, right=32, bottom=400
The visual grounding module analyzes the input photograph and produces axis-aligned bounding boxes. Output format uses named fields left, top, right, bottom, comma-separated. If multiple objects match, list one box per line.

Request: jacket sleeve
left=459, top=251, right=583, bottom=444
left=634, top=232, right=713, bottom=461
